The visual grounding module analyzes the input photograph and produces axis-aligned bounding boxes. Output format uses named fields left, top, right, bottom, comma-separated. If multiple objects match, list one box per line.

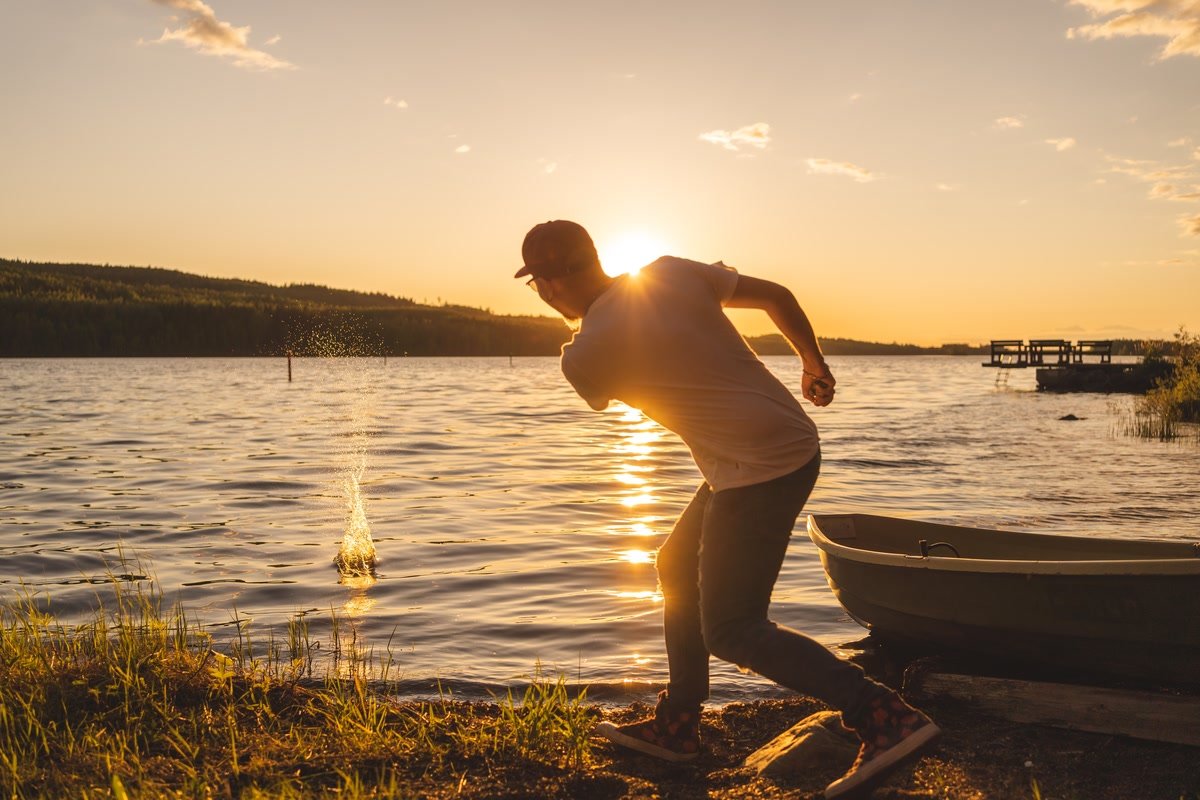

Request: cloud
left=848, top=92, right=863, bottom=103
left=805, top=158, right=880, bottom=183
left=1148, top=181, right=1200, bottom=201
left=1168, top=136, right=1191, bottom=147
left=994, top=116, right=1025, bottom=129
left=1195, top=147, right=1200, bottom=160
left=455, top=144, right=470, bottom=154
left=1067, top=1, right=1200, bottom=60
left=699, top=122, right=771, bottom=152
left=1046, top=137, right=1078, bottom=151
left=1104, top=153, right=1196, bottom=182
left=935, top=183, right=959, bottom=192
left=384, top=96, right=408, bottom=110
left=1180, top=212, right=1200, bottom=236
left=264, top=34, right=281, bottom=46
left=148, top=0, right=295, bottom=71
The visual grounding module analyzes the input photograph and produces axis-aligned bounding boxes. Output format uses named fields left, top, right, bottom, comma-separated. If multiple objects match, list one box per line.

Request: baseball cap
left=514, top=220, right=599, bottom=279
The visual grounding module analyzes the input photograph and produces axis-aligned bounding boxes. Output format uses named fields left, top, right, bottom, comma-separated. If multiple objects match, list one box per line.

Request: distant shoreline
left=0, top=258, right=1152, bottom=358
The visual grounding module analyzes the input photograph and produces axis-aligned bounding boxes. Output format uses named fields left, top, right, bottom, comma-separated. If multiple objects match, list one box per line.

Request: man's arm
left=726, top=274, right=835, bottom=406
left=561, top=349, right=611, bottom=411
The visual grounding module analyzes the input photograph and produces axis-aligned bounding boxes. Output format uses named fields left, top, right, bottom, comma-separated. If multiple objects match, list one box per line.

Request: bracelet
left=803, top=369, right=830, bottom=379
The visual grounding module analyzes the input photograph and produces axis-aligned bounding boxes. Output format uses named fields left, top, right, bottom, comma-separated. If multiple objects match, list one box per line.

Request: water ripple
left=1, top=355, right=1197, bottom=701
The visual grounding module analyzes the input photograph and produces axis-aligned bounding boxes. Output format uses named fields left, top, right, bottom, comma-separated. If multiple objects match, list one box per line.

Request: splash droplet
left=334, top=466, right=377, bottom=577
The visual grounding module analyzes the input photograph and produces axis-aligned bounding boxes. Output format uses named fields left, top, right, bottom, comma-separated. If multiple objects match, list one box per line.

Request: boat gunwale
left=807, top=514, right=1200, bottom=577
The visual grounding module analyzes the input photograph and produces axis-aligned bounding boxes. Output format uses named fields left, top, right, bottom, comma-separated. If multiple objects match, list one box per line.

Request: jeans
left=656, top=452, right=885, bottom=720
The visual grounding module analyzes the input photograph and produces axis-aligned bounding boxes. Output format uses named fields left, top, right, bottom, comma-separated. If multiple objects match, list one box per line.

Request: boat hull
left=810, top=514, right=1200, bottom=685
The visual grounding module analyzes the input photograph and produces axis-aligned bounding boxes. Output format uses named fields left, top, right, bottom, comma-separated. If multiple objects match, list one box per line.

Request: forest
left=12, top=258, right=1151, bottom=359
left=0, top=260, right=568, bottom=357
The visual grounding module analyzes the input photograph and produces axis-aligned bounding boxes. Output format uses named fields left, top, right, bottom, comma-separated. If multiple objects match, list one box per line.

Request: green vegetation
left=5, top=258, right=993, bottom=357
left=3, top=580, right=1198, bottom=798
left=746, top=334, right=985, bottom=356
left=1127, top=328, right=1200, bottom=440
left=0, top=259, right=568, bottom=357
left=0, top=580, right=594, bottom=798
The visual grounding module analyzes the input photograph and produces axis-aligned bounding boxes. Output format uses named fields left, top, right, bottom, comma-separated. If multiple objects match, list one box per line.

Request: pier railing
left=986, top=340, right=1027, bottom=366
left=984, top=339, right=1113, bottom=368
left=1072, top=340, right=1113, bottom=364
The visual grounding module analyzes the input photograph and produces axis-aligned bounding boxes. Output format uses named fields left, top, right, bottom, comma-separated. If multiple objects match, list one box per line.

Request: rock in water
left=743, top=710, right=859, bottom=778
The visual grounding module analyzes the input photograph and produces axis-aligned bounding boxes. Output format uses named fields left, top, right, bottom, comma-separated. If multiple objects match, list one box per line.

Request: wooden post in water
left=287, top=350, right=293, bottom=382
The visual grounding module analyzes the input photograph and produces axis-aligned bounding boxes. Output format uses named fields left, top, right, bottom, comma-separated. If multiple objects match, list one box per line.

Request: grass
left=1126, top=328, right=1200, bottom=441
left=0, top=580, right=595, bottom=798
left=4, top=579, right=1199, bottom=799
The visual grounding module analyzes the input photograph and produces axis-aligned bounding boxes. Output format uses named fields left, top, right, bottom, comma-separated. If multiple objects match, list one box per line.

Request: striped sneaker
left=593, top=690, right=701, bottom=762
left=825, top=691, right=941, bottom=799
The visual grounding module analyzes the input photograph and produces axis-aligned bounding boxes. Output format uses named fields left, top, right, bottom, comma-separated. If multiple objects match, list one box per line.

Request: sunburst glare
left=599, top=231, right=670, bottom=277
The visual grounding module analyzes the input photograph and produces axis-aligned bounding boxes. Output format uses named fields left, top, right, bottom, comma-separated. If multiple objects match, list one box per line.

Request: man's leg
left=592, top=482, right=711, bottom=761
left=656, top=482, right=713, bottom=709
left=698, top=455, right=940, bottom=797
left=698, top=456, right=884, bottom=721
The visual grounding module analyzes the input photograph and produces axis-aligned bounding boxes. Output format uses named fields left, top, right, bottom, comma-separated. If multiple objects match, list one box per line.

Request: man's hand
left=802, top=367, right=836, bottom=407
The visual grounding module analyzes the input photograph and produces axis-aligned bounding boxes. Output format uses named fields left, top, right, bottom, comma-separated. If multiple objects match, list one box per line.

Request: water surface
left=2, top=356, right=1197, bottom=701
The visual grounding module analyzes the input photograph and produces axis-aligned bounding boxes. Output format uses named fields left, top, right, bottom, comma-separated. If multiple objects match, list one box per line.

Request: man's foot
left=824, top=691, right=941, bottom=799
left=593, top=690, right=700, bottom=762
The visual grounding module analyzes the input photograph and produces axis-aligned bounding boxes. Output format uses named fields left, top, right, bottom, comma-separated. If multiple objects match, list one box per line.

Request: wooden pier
left=983, top=339, right=1112, bottom=368
left=983, top=339, right=1168, bottom=393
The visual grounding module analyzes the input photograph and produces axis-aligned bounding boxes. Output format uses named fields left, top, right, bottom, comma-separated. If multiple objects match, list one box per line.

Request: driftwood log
left=908, top=672, right=1200, bottom=748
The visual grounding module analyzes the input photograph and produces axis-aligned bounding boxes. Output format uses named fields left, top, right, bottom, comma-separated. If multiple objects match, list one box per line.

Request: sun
left=599, top=231, right=670, bottom=277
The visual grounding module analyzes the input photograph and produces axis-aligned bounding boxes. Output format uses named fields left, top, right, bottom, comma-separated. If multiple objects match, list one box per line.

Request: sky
left=2, top=0, right=1199, bottom=345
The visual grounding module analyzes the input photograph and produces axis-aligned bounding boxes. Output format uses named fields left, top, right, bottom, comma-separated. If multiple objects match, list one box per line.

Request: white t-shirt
left=560, top=256, right=819, bottom=491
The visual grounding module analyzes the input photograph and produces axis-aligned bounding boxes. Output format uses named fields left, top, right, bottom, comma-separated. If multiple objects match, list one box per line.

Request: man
left=515, top=220, right=939, bottom=799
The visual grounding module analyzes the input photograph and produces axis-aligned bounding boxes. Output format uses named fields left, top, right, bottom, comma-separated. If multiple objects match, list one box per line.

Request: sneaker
left=824, top=691, right=941, bottom=799
left=592, top=690, right=701, bottom=762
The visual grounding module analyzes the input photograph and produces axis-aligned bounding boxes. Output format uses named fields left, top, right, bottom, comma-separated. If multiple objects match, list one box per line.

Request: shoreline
left=3, top=589, right=1197, bottom=799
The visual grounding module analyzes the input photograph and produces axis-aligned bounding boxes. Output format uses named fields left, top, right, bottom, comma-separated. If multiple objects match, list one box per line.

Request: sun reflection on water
left=615, top=590, right=662, bottom=601
left=604, top=402, right=665, bottom=669
left=619, top=549, right=654, bottom=564
left=341, top=575, right=377, bottom=616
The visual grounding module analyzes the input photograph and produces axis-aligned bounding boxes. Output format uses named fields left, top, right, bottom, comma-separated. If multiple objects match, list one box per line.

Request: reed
left=1124, top=328, right=1200, bottom=441
left=0, top=579, right=595, bottom=798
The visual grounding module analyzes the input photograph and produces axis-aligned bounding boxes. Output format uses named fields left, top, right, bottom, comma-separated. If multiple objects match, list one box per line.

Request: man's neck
left=579, top=273, right=617, bottom=316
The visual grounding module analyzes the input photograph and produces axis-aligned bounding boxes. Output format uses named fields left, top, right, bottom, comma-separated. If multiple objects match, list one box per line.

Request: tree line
left=7, top=258, right=1153, bottom=358
left=1, top=260, right=568, bottom=357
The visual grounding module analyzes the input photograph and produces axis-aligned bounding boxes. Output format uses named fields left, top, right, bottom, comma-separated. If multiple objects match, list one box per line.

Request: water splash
left=334, top=463, right=377, bottom=577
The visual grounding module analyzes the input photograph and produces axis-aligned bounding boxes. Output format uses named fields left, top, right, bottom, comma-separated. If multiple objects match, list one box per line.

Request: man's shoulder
left=640, top=256, right=738, bottom=305
left=642, top=255, right=707, bottom=274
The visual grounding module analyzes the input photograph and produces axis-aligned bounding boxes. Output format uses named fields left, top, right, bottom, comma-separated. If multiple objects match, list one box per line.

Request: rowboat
left=807, top=513, right=1200, bottom=685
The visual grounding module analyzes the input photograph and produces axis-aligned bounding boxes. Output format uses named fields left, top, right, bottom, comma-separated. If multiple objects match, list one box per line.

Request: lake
left=2, top=356, right=1198, bottom=702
